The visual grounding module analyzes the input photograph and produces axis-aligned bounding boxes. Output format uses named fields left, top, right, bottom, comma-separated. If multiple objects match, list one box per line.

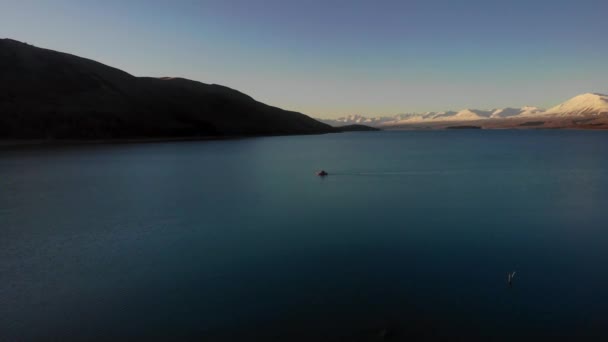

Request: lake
left=1, top=131, right=608, bottom=340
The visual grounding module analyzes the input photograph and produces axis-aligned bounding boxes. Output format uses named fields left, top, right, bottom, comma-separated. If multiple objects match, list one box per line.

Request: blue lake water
left=1, top=131, right=608, bottom=340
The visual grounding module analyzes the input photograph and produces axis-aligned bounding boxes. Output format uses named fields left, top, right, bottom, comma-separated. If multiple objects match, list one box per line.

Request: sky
left=1, top=0, right=607, bottom=118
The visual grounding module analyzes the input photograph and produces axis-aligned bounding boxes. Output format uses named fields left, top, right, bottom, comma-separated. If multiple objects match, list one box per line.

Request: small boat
left=317, top=170, right=328, bottom=176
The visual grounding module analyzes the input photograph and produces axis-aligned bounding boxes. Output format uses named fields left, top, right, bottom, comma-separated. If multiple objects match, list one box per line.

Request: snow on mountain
left=451, top=109, right=493, bottom=120
left=490, top=106, right=543, bottom=118
left=319, top=114, right=396, bottom=127
left=318, top=93, right=608, bottom=127
left=519, top=106, right=545, bottom=116
left=424, top=111, right=458, bottom=120
left=491, top=108, right=521, bottom=118
left=542, top=93, right=608, bottom=116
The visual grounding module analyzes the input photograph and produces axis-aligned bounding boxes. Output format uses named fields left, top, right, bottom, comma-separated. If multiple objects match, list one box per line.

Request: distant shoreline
left=4, top=127, right=608, bottom=148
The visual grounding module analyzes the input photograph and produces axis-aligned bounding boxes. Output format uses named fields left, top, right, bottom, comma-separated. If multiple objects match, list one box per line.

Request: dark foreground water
left=1, top=131, right=608, bottom=341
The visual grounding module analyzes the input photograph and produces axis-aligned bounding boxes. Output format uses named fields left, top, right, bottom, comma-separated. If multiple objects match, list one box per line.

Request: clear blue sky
left=1, top=0, right=607, bottom=118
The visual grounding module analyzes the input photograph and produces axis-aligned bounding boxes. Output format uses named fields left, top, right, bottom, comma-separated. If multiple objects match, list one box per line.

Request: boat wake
left=330, top=170, right=463, bottom=176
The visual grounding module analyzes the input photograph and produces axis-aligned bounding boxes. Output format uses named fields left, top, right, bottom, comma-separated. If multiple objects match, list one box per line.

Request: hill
left=0, top=39, right=333, bottom=139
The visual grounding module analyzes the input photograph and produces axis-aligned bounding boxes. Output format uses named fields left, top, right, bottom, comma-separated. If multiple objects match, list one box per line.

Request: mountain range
left=320, top=93, right=608, bottom=129
left=0, top=38, right=334, bottom=139
left=2, top=38, right=606, bottom=139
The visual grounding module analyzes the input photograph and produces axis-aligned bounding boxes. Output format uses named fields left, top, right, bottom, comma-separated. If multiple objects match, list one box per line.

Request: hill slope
left=0, top=39, right=333, bottom=139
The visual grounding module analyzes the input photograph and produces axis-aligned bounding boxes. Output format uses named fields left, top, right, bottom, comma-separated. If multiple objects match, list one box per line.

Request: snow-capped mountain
left=451, top=109, right=493, bottom=120
left=318, top=93, right=608, bottom=127
left=490, top=106, right=543, bottom=118
left=542, top=93, right=608, bottom=116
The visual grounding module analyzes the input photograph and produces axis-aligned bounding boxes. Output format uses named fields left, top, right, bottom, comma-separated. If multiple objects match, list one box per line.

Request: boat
left=317, top=170, right=328, bottom=176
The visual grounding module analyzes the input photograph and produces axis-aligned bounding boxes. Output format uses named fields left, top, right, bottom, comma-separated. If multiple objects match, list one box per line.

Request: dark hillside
left=0, top=39, right=333, bottom=139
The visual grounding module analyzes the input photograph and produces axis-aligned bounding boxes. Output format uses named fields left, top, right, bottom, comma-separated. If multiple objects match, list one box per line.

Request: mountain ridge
left=319, top=93, right=608, bottom=129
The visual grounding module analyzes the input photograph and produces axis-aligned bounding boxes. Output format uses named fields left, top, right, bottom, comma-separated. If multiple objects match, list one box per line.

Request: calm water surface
left=1, top=131, right=608, bottom=340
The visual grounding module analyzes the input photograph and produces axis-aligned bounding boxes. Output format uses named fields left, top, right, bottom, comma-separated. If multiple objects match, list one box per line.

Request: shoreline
left=0, top=131, right=337, bottom=148
left=3, top=127, right=607, bottom=148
